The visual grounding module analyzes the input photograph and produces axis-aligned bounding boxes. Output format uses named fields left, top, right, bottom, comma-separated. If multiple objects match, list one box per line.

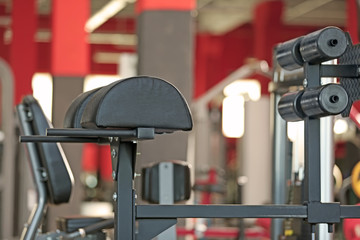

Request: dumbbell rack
left=21, top=28, right=360, bottom=240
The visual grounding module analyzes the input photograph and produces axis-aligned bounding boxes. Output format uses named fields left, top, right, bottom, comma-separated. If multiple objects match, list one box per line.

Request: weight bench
left=62, top=76, right=193, bottom=239
left=16, top=96, right=111, bottom=240
left=19, top=76, right=193, bottom=239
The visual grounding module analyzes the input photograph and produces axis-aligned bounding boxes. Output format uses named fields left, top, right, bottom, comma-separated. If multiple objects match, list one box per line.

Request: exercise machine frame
left=20, top=28, right=360, bottom=239
left=22, top=67, right=360, bottom=238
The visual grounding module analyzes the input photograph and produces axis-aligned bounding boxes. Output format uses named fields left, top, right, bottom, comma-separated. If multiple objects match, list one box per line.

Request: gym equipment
left=17, top=96, right=73, bottom=239
left=351, top=161, right=360, bottom=199
left=276, top=37, right=304, bottom=71
left=64, top=87, right=101, bottom=128
left=20, top=55, right=360, bottom=239
left=16, top=96, right=113, bottom=240
left=278, top=83, right=348, bottom=121
left=299, top=27, right=347, bottom=64
left=141, top=160, right=191, bottom=240
left=22, top=76, right=193, bottom=239
left=276, top=26, right=347, bottom=70
left=272, top=26, right=360, bottom=239
left=141, top=160, right=191, bottom=204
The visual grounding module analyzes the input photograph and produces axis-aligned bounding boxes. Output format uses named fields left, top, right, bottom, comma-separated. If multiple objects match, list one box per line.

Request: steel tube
left=136, top=204, right=307, bottom=219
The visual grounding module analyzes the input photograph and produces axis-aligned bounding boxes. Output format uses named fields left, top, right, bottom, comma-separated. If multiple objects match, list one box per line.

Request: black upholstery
left=80, top=76, right=193, bottom=133
left=63, top=88, right=101, bottom=128
left=22, top=96, right=74, bottom=204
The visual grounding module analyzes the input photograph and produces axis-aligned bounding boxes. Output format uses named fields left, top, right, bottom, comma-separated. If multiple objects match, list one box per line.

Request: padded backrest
left=63, top=88, right=101, bottom=128
left=22, top=96, right=74, bottom=204
left=80, top=76, right=193, bottom=133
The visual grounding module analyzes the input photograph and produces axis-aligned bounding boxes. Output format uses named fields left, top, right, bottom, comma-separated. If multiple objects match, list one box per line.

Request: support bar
left=46, top=128, right=155, bottom=140
left=47, top=128, right=137, bottom=137
left=136, top=205, right=308, bottom=219
left=340, top=205, right=360, bottom=218
left=320, top=65, right=359, bottom=78
left=20, top=136, right=99, bottom=143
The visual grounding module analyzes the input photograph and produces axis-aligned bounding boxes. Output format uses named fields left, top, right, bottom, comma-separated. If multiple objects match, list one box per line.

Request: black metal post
left=302, top=64, right=322, bottom=238
left=303, top=63, right=322, bottom=204
left=111, top=139, right=137, bottom=239
left=304, top=118, right=321, bottom=203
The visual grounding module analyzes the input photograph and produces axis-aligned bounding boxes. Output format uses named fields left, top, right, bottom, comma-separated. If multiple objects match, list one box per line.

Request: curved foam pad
left=22, top=96, right=74, bottom=204
left=80, top=76, right=193, bottom=133
left=63, top=88, right=101, bottom=128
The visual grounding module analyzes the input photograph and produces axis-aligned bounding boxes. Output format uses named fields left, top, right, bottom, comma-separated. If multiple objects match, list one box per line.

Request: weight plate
left=351, top=161, right=360, bottom=198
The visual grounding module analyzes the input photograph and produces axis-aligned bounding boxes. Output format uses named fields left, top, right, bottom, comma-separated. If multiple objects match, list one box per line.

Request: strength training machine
left=19, top=26, right=360, bottom=239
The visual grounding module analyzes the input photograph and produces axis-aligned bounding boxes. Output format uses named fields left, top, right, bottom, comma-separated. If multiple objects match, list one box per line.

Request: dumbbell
left=276, top=27, right=348, bottom=70
left=278, top=84, right=348, bottom=121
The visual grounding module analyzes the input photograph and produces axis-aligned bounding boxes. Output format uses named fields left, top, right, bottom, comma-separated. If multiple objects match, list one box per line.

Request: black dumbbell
left=276, top=27, right=348, bottom=70
left=278, top=84, right=348, bottom=121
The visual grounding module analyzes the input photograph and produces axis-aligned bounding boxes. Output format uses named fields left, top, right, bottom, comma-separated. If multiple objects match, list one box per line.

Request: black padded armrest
left=64, top=88, right=101, bottom=128
left=22, top=96, right=74, bottom=204
left=80, top=76, right=193, bottom=133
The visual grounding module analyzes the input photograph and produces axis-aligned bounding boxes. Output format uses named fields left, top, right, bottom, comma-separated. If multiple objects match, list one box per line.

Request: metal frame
left=16, top=104, right=49, bottom=240
left=157, top=162, right=176, bottom=240
left=319, top=60, right=337, bottom=239
left=270, top=61, right=360, bottom=238
left=270, top=58, right=294, bottom=239
left=19, top=63, right=360, bottom=240
left=0, top=57, right=16, bottom=239
left=21, top=106, right=360, bottom=240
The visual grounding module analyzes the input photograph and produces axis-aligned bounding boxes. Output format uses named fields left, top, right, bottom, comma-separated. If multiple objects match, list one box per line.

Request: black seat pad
left=23, top=96, right=74, bottom=204
left=80, top=76, right=193, bottom=133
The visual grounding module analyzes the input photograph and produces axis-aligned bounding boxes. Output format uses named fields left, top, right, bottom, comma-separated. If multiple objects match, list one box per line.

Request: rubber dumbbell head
left=300, top=27, right=348, bottom=64
left=276, top=37, right=305, bottom=71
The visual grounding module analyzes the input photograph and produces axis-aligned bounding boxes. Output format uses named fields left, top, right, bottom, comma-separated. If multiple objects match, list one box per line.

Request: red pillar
left=0, top=27, right=5, bottom=60
left=136, top=0, right=195, bottom=12
left=51, top=0, right=90, bottom=76
left=194, top=34, right=223, bottom=98
left=0, top=5, right=8, bottom=61
left=48, top=0, right=90, bottom=230
left=253, top=0, right=284, bottom=95
left=346, top=0, right=359, bottom=44
left=346, top=0, right=360, bottom=126
left=10, top=0, right=37, bottom=104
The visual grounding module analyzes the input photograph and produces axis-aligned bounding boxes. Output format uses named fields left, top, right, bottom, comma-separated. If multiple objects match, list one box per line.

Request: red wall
left=2, top=0, right=351, bottom=101
left=194, top=0, right=322, bottom=98
left=195, top=24, right=254, bottom=98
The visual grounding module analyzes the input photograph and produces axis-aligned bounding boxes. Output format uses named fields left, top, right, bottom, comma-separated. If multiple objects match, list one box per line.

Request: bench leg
left=111, top=140, right=137, bottom=240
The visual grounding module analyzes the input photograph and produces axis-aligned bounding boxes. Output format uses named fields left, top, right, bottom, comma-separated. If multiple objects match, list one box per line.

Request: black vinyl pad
left=22, top=96, right=74, bottom=204
left=63, top=88, right=101, bottom=128
left=80, top=76, right=193, bottom=133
